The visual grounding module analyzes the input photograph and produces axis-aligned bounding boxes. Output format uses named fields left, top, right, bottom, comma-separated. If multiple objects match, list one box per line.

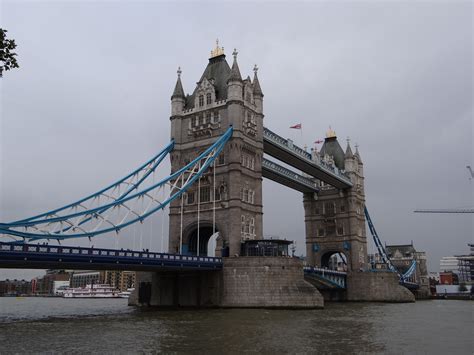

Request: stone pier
left=129, top=257, right=323, bottom=308
left=346, top=271, right=415, bottom=302
left=221, top=257, right=323, bottom=308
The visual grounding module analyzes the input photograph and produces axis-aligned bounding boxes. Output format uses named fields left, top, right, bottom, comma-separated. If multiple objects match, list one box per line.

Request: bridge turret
left=354, top=144, right=363, bottom=177
left=252, top=65, right=264, bottom=114
left=171, top=67, right=186, bottom=116
left=227, top=49, right=243, bottom=101
left=170, top=67, right=186, bottom=143
left=344, top=139, right=354, bottom=172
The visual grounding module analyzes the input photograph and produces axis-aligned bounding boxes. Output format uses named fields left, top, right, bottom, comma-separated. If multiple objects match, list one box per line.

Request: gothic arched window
left=199, top=95, right=204, bottom=107
left=206, top=93, right=212, bottom=105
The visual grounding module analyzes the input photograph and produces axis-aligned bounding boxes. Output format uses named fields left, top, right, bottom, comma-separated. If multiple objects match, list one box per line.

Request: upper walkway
left=262, top=158, right=319, bottom=193
left=263, top=127, right=353, bottom=189
left=0, top=242, right=222, bottom=272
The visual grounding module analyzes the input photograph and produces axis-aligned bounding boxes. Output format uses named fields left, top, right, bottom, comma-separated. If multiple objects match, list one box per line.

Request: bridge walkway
left=263, top=127, right=352, bottom=189
left=0, top=242, right=222, bottom=272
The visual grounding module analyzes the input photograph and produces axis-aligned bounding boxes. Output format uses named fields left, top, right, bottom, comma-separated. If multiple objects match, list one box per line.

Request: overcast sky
left=1, top=0, right=472, bottom=280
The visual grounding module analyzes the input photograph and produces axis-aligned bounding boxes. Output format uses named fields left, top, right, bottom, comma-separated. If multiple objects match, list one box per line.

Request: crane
left=414, top=209, right=474, bottom=214
left=414, top=166, right=473, bottom=214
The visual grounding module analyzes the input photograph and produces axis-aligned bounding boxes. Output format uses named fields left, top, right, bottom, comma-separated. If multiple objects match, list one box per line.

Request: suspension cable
left=149, top=170, right=155, bottom=251
left=213, top=160, right=216, bottom=237
left=161, top=186, right=165, bottom=252
left=180, top=174, right=184, bottom=254
left=197, top=162, right=201, bottom=257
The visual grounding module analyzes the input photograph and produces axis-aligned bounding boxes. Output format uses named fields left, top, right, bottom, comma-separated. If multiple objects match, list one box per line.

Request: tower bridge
left=0, top=42, right=417, bottom=307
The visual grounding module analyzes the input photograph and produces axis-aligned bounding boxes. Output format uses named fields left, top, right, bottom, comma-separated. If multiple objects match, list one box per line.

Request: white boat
left=118, top=288, right=135, bottom=298
left=63, top=284, right=120, bottom=298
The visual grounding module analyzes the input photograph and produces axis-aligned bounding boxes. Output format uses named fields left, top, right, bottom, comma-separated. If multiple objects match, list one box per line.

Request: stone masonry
left=221, top=257, right=323, bottom=308
left=168, top=44, right=264, bottom=257
left=304, top=130, right=367, bottom=271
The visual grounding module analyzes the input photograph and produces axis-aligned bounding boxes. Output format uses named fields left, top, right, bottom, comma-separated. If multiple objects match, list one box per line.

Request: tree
left=0, top=28, right=19, bottom=77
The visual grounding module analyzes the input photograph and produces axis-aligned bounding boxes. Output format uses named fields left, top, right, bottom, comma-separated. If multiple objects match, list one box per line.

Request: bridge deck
left=0, top=243, right=222, bottom=272
left=263, top=127, right=352, bottom=189
left=262, top=158, right=319, bottom=193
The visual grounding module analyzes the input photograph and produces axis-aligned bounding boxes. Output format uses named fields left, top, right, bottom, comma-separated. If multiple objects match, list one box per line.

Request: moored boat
left=63, top=284, right=120, bottom=298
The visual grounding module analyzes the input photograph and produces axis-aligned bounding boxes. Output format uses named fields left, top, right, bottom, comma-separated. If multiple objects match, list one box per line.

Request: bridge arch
left=320, top=250, right=348, bottom=272
left=182, top=220, right=223, bottom=257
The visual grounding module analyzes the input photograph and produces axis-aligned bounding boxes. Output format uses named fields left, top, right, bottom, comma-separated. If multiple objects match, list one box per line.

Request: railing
left=263, top=127, right=352, bottom=184
left=0, top=242, right=222, bottom=264
left=262, top=158, right=318, bottom=191
left=304, top=266, right=347, bottom=289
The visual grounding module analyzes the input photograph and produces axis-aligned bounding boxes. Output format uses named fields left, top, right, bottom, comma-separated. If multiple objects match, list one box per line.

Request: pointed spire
left=171, top=66, right=185, bottom=99
left=228, top=48, right=242, bottom=82
left=252, top=64, right=263, bottom=97
left=354, top=143, right=360, bottom=157
left=345, top=136, right=353, bottom=158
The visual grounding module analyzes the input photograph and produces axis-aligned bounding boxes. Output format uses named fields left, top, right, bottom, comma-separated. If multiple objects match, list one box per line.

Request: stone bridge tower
left=168, top=43, right=264, bottom=257
left=304, top=129, right=367, bottom=271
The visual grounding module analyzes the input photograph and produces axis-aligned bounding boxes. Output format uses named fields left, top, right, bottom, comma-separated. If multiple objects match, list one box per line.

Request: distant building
left=385, top=242, right=430, bottom=298
left=0, top=279, right=32, bottom=296
left=439, top=271, right=459, bottom=285
left=34, top=270, right=69, bottom=295
left=440, top=256, right=460, bottom=273
left=440, top=244, right=474, bottom=283
left=53, top=280, right=70, bottom=296
left=70, top=270, right=135, bottom=291
left=70, top=271, right=102, bottom=288
left=103, top=271, right=135, bottom=291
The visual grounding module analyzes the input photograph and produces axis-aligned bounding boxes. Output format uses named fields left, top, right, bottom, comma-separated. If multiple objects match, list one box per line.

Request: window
left=200, top=186, right=211, bottom=203
left=206, top=112, right=211, bottom=124
left=218, top=152, right=225, bottom=165
left=199, top=95, right=204, bottom=107
left=318, top=228, right=325, bottom=237
left=337, top=227, right=344, bottom=236
left=206, top=93, right=212, bottom=105
left=326, top=226, right=336, bottom=236
left=241, top=153, right=255, bottom=170
left=213, top=111, right=219, bottom=123
left=324, top=202, right=336, bottom=216
left=187, top=192, right=195, bottom=205
left=241, top=187, right=255, bottom=204
left=314, top=207, right=320, bottom=215
left=340, top=204, right=346, bottom=212
left=250, top=218, right=255, bottom=235
left=199, top=114, right=204, bottom=125
left=215, top=187, right=221, bottom=201
left=241, top=215, right=245, bottom=233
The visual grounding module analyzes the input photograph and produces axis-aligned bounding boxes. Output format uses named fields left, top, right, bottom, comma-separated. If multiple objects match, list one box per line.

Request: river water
left=0, top=298, right=472, bottom=354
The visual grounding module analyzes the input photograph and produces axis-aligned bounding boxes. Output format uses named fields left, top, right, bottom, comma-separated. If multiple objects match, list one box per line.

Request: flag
left=314, top=139, right=324, bottom=144
left=290, top=123, right=302, bottom=129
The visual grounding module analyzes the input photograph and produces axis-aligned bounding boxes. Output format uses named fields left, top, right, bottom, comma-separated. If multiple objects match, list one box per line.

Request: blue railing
left=0, top=242, right=222, bottom=270
left=304, top=266, right=347, bottom=289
